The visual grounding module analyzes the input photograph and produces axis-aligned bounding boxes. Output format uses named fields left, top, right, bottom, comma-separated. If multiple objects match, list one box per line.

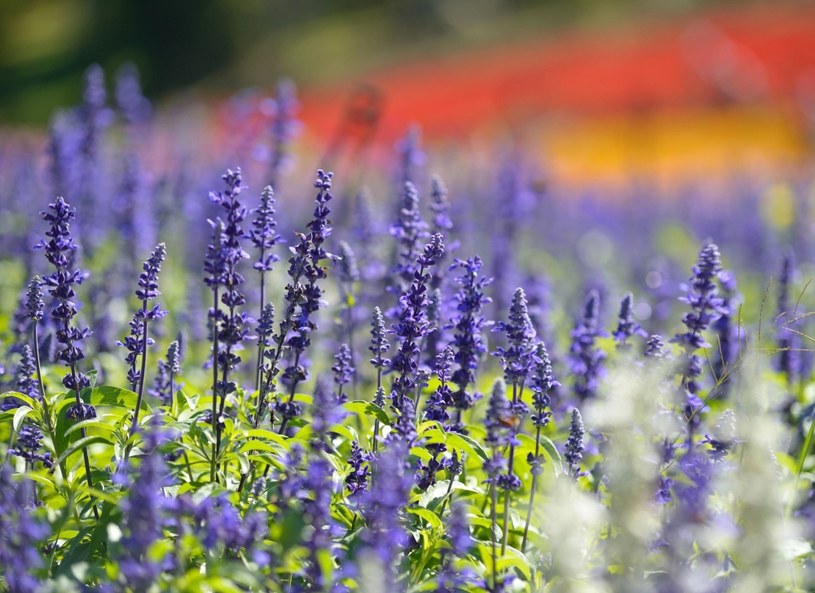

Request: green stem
left=128, top=301, right=149, bottom=438
left=788, top=412, right=815, bottom=517
left=210, top=287, right=219, bottom=483
left=33, top=324, right=67, bottom=481
left=491, top=480, right=499, bottom=592
left=521, top=425, right=542, bottom=552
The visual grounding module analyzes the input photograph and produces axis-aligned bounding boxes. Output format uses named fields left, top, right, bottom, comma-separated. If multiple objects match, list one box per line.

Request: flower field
left=1, top=64, right=815, bottom=592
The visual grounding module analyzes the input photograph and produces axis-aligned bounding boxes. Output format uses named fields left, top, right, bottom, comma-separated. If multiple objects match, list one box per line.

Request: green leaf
left=58, top=435, right=113, bottom=464
left=277, top=509, right=306, bottom=552
left=87, top=385, right=148, bottom=411
left=447, top=433, right=489, bottom=461
left=238, top=440, right=283, bottom=455
left=13, top=405, right=34, bottom=431
left=408, top=507, right=443, bottom=532
left=538, top=436, right=563, bottom=476
left=294, top=393, right=313, bottom=405
left=418, top=480, right=453, bottom=508
left=344, top=400, right=389, bottom=424
left=1, top=391, right=38, bottom=410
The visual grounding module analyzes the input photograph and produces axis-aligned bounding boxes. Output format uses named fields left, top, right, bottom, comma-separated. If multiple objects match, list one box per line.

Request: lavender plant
left=1, top=65, right=813, bottom=593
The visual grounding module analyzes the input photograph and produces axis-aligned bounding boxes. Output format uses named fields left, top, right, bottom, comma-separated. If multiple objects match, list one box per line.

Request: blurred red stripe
left=299, top=4, right=815, bottom=143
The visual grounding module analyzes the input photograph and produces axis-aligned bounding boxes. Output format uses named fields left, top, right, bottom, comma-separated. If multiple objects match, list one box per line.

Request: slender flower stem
left=65, top=321, right=98, bottom=520
left=490, top=481, right=498, bottom=592
left=372, top=368, right=382, bottom=453
left=129, top=302, right=149, bottom=437
left=278, top=350, right=303, bottom=434
left=216, top=305, right=236, bottom=457
left=210, top=287, right=219, bottom=483
left=521, top=424, right=542, bottom=552
left=501, top=382, right=520, bottom=554
left=33, top=324, right=67, bottom=481
left=255, top=263, right=266, bottom=393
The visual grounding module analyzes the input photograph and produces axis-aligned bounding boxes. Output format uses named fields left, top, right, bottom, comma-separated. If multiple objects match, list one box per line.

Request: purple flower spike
left=612, top=292, right=646, bottom=350
left=568, top=289, right=607, bottom=403
left=493, top=287, right=537, bottom=390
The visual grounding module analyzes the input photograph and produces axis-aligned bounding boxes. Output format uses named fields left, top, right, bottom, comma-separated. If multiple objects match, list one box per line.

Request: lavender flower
left=484, top=379, right=512, bottom=463
left=389, top=233, right=445, bottom=416
left=712, top=270, right=740, bottom=387
left=422, top=287, right=443, bottom=366
left=76, top=64, right=109, bottom=237
left=313, top=377, right=348, bottom=448
left=25, top=276, right=44, bottom=323
left=336, top=240, right=360, bottom=391
left=776, top=254, right=797, bottom=385
left=428, top=176, right=453, bottom=292
left=530, top=341, right=557, bottom=427
left=118, top=420, right=171, bottom=590
left=10, top=423, right=53, bottom=469
left=13, top=346, right=40, bottom=402
left=389, top=181, right=428, bottom=297
left=362, top=441, right=411, bottom=591
left=493, top=287, right=536, bottom=392
left=275, top=170, right=335, bottom=432
left=346, top=441, right=373, bottom=497
left=424, top=346, right=455, bottom=424
left=429, top=176, right=453, bottom=239
left=337, top=240, right=360, bottom=285
left=449, top=257, right=492, bottom=424
left=0, top=467, right=48, bottom=593
left=137, top=242, right=167, bottom=303
left=612, top=292, right=645, bottom=350
left=267, top=78, right=300, bottom=186
left=122, top=243, right=167, bottom=436
left=149, top=340, right=182, bottom=404
left=332, top=344, right=355, bottom=403
left=37, top=196, right=92, bottom=394
left=302, top=456, right=340, bottom=590
left=673, top=243, right=727, bottom=433
left=436, top=502, right=476, bottom=592
left=249, top=185, right=282, bottom=273
left=644, top=334, right=670, bottom=359
left=521, top=341, right=559, bottom=551
left=568, top=289, right=607, bottom=403
left=208, top=169, right=251, bottom=451
left=115, top=62, right=152, bottom=126
left=484, top=378, right=511, bottom=588
left=118, top=316, right=151, bottom=390
left=369, top=306, right=391, bottom=372
left=564, top=408, right=585, bottom=478
left=395, top=125, right=425, bottom=186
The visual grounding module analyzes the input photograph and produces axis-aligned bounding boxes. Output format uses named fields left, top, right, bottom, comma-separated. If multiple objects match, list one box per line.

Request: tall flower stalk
left=565, top=408, right=585, bottom=478
left=204, top=219, right=226, bottom=481
left=336, top=240, right=360, bottom=396
left=612, top=292, right=645, bottom=351
left=248, top=185, right=281, bottom=393
left=125, top=243, right=166, bottom=437
left=672, top=243, right=727, bottom=437
left=37, top=196, right=97, bottom=516
left=389, top=233, right=445, bottom=418
left=389, top=181, right=428, bottom=302
left=208, top=169, right=250, bottom=458
left=493, top=287, right=536, bottom=553
left=484, top=379, right=511, bottom=590
left=521, top=341, right=558, bottom=552
left=568, top=289, right=607, bottom=403
left=277, top=170, right=335, bottom=434
left=25, top=276, right=65, bottom=479
left=369, top=307, right=390, bottom=452
left=449, top=256, right=492, bottom=430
